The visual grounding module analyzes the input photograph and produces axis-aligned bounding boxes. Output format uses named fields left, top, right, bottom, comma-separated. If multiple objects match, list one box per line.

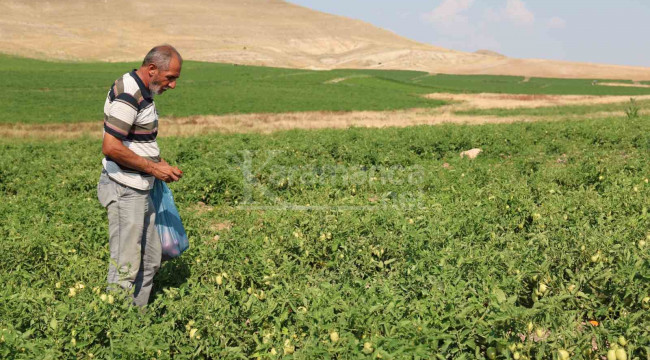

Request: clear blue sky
left=286, top=0, right=649, bottom=67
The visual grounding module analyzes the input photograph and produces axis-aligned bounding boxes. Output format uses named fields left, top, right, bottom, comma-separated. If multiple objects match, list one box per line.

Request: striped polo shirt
left=102, top=70, right=160, bottom=190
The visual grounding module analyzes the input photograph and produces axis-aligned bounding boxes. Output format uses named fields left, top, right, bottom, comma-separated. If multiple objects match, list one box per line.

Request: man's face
left=149, top=56, right=182, bottom=95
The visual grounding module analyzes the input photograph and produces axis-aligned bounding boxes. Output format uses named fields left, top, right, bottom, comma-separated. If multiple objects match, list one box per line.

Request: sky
left=286, top=0, right=650, bottom=67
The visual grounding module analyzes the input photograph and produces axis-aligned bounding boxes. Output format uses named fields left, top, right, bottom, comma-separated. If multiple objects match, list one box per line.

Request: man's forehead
left=167, top=56, right=182, bottom=75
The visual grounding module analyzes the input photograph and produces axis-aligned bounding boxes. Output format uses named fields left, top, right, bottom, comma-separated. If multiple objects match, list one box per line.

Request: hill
left=474, top=50, right=506, bottom=58
left=2, top=0, right=650, bottom=80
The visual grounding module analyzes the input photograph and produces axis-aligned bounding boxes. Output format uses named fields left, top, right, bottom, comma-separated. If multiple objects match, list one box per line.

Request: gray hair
left=142, top=45, right=183, bottom=70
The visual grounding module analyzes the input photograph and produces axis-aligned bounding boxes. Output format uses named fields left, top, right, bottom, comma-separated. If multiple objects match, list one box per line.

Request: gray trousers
left=97, top=170, right=161, bottom=307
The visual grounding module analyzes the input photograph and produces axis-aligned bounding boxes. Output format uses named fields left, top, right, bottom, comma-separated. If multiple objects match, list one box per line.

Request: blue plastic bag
left=150, top=179, right=189, bottom=260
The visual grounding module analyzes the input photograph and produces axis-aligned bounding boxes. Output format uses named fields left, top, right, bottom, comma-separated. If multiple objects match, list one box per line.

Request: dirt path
left=2, top=91, right=635, bottom=140
left=323, top=75, right=371, bottom=84
left=596, top=82, right=650, bottom=88
left=0, top=110, right=523, bottom=140
left=425, top=93, right=650, bottom=109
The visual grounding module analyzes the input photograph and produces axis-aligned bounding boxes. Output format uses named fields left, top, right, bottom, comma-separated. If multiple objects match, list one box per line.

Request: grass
left=412, top=74, right=650, bottom=96
left=4, top=54, right=650, bottom=124
left=0, top=55, right=441, bottom=124
left=1, top=116, right=649, bottom=358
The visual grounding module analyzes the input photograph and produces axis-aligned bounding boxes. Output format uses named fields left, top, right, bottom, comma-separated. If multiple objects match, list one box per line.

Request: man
left=97, top=45, right=183, bottom=307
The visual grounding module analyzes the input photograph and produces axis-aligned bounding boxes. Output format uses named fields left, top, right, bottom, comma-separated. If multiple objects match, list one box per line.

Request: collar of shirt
left=130, top=69, right=153, bottom=100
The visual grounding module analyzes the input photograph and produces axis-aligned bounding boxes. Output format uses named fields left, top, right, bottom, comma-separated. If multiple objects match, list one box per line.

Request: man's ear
left=148, top=63, right=158, bottom=77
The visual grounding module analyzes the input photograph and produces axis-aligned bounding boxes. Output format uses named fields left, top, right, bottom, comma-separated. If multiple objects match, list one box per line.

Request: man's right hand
left=151, top=159, right=183, bottom=183
left=102, top=133, right=183, bottom=183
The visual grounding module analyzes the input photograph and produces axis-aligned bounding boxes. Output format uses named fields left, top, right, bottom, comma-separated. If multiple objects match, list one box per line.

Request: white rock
left=460, top=148, right=482, bottom=159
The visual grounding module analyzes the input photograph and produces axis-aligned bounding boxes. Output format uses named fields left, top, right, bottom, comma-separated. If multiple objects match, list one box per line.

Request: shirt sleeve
left=104, top=92, right=139, bottom=140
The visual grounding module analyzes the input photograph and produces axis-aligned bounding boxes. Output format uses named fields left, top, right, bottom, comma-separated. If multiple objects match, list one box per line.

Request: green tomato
left=642, top=296, right=650, bottom=309
left=615, top=348, right=627, bottom=360
left=486, top=347, right=497, bottom=360
left=283, top=339, right=295, bottom=355
left=538, top=283, right=548, bottom=294
left=558, top=349, right=570, bottom=360
left=329, top=331, right=339, bottom=343
left=607, top=349, right=617, bottom=360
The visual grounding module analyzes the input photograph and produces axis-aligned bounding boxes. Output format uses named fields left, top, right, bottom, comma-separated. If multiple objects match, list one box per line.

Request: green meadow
left=2, top=54, right=650, bottom=124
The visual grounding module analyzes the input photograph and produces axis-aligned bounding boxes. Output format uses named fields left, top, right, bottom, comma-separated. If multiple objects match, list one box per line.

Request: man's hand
left=151, top=159, right=183, bottom=183
left=102, top=133, right=183, bottom=183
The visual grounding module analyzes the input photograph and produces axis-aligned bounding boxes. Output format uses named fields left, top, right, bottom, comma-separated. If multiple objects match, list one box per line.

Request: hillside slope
left=2, top=0, right=650, bottom=80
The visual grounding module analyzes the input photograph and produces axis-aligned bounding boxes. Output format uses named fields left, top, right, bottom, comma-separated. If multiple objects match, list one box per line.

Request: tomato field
left=1, top=115, right=649, bottom=359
